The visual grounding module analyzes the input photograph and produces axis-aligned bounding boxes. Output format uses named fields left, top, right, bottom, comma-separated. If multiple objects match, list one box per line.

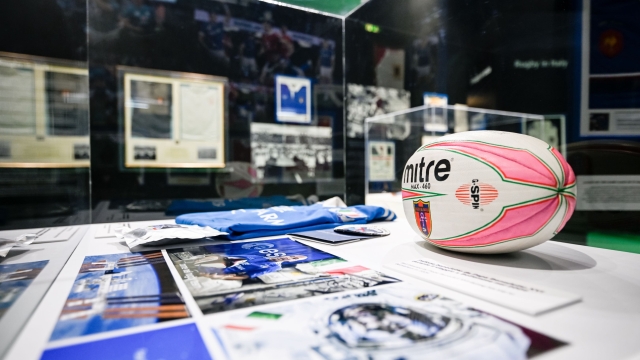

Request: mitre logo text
left=455, top=179, right=498, bottom=209
left=404, top=158, right=451, bottom=185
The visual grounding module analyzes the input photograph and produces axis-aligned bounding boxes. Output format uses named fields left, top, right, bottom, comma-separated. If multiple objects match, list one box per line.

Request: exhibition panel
left=1, top=0, right=640, bottom=359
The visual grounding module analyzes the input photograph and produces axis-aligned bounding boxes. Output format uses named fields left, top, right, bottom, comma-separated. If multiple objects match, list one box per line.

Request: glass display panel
left=365, top=105, right=546, bottom=195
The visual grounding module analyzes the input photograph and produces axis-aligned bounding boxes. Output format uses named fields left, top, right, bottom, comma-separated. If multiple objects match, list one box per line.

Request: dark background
left=1, top=0, right=639, bottom=236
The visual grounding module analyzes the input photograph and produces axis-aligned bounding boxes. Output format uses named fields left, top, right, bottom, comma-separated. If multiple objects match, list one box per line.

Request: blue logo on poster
left=280, top=83, right=307, bottom=115
left=276, top=75, right=311, bottom=123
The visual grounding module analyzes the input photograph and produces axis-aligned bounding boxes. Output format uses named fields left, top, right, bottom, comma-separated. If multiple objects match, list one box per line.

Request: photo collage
left=31, top=236, right=567, bottom=359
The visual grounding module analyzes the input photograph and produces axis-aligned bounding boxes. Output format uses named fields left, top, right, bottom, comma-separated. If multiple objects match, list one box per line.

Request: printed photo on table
left=42, top=323, right=211, bottom=360
left=211, top=284, right=566, bottom=360
left=49, top=251, right=189, bottom=341
left=167, top=237, right=400, bottom=315
left=0, top=260, right=49, bottom=320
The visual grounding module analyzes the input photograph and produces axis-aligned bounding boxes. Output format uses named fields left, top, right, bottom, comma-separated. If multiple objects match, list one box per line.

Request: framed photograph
left=275, top=75, right=312, bottom=124
left=122, top=68, right=226, bottom=168
left=347, top=84, right=410, bottom=138
left=250, top=123, right=332, bottom=183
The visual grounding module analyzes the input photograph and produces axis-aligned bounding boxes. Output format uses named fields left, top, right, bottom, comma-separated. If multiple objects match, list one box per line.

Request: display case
left=1, top=0, right=640, bottom=358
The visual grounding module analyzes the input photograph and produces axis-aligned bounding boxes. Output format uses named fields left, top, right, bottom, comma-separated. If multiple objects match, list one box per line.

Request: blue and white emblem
left=275, top=75, right=312, bottom=123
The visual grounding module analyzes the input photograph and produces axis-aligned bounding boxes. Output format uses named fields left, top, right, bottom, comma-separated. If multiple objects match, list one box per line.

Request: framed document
left=122, top=68, right=226, bottom=168
left=0, top=53, right=89, bottom=168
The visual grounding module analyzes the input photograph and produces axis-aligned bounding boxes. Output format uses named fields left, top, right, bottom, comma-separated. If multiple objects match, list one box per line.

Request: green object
left=586, top=231, right=640, bottom=254
left=247, top=311, right=283, bottom=320
left=275, top=0, right=364, bottom=16
left=307, top=258, right=347, bottom=267
left=364, top=23, right=380, bottom=33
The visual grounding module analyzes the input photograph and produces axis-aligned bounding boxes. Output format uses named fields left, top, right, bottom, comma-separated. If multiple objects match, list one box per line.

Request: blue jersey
left=202, top=22, right=224, bottom=50
left=320, top=46, right=334, bottom=67
left=176, top=204, right=396, bottom=240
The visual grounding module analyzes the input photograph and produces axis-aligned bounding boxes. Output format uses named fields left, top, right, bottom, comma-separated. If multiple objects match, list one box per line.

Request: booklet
left=288, top=228, right=380, bottom=245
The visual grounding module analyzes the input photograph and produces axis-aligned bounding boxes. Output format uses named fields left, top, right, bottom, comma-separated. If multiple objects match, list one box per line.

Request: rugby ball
left=402, top=131, right=576, bottom=254
left=215, top=162, right=263, bottom=199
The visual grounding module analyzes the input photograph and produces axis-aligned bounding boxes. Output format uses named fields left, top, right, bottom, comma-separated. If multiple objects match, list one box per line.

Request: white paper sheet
left=386, top=258, right=581, bottom=315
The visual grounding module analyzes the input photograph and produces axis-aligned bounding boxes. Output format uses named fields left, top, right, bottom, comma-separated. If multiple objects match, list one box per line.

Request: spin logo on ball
left=455, top=179, right=499, bottom=209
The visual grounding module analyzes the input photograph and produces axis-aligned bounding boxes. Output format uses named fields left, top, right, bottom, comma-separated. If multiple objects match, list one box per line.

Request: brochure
left=0, top=260, right=49, bottom=320
left=166, top=237, right=400, bottom=314
left=49, top=251, right=190, bottom=341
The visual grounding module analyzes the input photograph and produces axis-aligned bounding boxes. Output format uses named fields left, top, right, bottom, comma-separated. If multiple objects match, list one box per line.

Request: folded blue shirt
left=175, top=203, right=396, bottom=240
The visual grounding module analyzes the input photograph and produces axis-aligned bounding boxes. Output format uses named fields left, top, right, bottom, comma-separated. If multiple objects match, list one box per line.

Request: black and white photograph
left=251, top=122, right=332, bottom=183
left=347, top=84, right=410, bottom=138
left=73, top=144, right=90, bottom=160
left=133, top=145, right=157, bottom=160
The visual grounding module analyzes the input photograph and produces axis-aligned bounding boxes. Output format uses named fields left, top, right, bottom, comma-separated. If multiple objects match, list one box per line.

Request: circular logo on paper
left=241, top=242, right=274, bottom=250
left=455, top=180, right=498, bottom=209
left=334, top=225, right=390, bottom=236
left=327, top=303, right=451, bottom=349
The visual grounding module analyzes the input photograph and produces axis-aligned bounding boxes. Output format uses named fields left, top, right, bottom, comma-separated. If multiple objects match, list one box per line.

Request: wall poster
left=580, top=0, right=640, bottom=136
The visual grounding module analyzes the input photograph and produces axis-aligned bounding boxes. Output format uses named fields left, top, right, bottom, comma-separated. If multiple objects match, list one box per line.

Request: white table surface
left=5, top=218, right=640, bottom=360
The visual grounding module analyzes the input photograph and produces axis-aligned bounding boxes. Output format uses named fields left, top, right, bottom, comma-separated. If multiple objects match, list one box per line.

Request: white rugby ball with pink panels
left=402, top=131, right=576, bottom=254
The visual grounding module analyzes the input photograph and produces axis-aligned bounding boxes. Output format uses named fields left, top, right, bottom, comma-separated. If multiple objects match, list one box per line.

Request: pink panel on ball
left=430, top=196, right=560, bottom=248
left=428, top=142, right=558, bottom=188
left=551, top=147, right=576, bottom=186
left=556, top=196, right=576, bottom=234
